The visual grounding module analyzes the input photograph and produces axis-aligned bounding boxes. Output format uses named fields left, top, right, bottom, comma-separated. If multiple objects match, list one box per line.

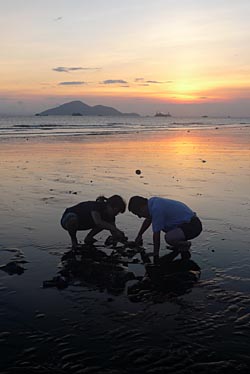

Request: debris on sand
left=43, top=276, right=68, bottom=289
left=0, top=261, right=26, bottom=275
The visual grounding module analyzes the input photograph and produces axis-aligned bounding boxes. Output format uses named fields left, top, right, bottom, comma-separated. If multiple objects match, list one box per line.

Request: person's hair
left=96, top=195, right=108, bottom=204
left=96, top=195, right=126, bottom=213
left=128, top=196, right=147, bottom=212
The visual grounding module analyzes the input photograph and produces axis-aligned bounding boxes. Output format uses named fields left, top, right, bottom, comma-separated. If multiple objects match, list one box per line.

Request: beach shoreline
left=1, top=126, right=250, bottom=373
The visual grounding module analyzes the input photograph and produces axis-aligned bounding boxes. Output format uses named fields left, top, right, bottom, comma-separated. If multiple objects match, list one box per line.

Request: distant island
left=36, top=100, right=139, bottom=117
left=154, top=112, right=171, bottom=117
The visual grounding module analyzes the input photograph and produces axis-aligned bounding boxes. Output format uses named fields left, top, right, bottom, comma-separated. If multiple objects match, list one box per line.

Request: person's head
left=128, top=196, right=149, bottom=218
left=97, top=195, right=126, bottom=215
left=108, top=195, right=126, bottom=215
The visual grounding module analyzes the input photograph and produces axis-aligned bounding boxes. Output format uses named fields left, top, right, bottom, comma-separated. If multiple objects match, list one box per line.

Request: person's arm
left=135, top=218, right=152, bottom=244
left=85, top=226, right=103, bottom=242
left=91, top=211, right=124, bottom=237
left=153, top=231, right=161, bottom=264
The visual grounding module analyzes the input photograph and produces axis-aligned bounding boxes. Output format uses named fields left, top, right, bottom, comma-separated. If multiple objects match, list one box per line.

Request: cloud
left=58, top=81, right=86, bottom=85
left=146, top=80, right=164, bottom=84
left=102, top=79, right=128, bottom=84
left=135, top=78, right=173, bottom=84
left=53, top=66, right=101, bottom=73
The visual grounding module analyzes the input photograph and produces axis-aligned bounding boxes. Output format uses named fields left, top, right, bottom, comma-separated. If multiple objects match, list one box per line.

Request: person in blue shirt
left=128, top=196, right=202, bottom=263
left=61, top=195, right=126, bottom=249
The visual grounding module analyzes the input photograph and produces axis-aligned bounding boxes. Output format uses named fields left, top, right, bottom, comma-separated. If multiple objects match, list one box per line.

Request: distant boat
left=154, top=112, right=171, bottom=117
left=201, top=115, right=208, bottom=118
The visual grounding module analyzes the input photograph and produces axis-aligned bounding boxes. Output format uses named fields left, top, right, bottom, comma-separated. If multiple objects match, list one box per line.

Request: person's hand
left=113, top=229, right=127, bottom=243
left=135, top=235, right=143, bottom=246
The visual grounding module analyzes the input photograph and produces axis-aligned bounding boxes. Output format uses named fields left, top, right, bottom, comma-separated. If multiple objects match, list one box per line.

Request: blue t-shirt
left=148, top=197, right=195, bottom=233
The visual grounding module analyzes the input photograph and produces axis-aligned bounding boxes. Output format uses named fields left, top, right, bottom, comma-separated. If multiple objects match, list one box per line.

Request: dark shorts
left=178, top=216, right=202, bottom=240
left=61, top=212, right=78, bottom=230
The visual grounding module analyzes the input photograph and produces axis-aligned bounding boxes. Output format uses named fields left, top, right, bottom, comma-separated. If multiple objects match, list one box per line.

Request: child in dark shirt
left=61, top=195, right=126, bottom=248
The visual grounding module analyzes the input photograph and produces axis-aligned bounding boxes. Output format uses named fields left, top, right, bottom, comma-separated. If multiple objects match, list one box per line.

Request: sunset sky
left=1, top=0, right=250, bottom=116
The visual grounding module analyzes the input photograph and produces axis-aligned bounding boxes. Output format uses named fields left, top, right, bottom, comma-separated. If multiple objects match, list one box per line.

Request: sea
left=0, top=114, right=250, bottom=139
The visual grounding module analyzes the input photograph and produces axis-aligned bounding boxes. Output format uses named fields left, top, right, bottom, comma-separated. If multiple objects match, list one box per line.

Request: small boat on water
left=154, top=112, right=171, bottom=117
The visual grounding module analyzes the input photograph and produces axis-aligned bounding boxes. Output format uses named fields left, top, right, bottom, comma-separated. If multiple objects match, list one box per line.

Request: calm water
left=0, top=114, right=250, bottom=138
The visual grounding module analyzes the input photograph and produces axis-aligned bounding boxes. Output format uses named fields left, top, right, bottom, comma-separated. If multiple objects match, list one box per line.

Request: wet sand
left=1, top=127, right=250, bottom=373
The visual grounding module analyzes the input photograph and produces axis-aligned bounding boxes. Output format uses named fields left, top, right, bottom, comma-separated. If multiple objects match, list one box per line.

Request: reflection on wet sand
left=128, top=255, right=200, bottom=303
left=43, top=243, right=201, bottom=303
left=44, top=244, right=136, bottom=295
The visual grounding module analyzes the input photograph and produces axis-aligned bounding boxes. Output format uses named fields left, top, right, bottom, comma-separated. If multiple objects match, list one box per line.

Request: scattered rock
left=0, top=261, right=25, bottom=275
left=35, top=313, right=45, bottom=319
left=43, top=276, right=68, bottom=289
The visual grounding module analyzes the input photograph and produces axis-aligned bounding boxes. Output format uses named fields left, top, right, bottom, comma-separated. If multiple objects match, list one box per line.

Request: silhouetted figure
left=128, top=196, right=202, bottom=264
left=61, top=195, right=126, bottom=249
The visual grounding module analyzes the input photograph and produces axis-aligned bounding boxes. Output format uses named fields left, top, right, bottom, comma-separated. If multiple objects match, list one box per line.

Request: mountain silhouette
left=37, top=101, right=139, bottom=116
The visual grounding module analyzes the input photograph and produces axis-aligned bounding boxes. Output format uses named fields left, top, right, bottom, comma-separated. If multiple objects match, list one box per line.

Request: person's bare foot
left=181, top=251, right=191, bottom=260
left=84, top=237, right=97, bottom=245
